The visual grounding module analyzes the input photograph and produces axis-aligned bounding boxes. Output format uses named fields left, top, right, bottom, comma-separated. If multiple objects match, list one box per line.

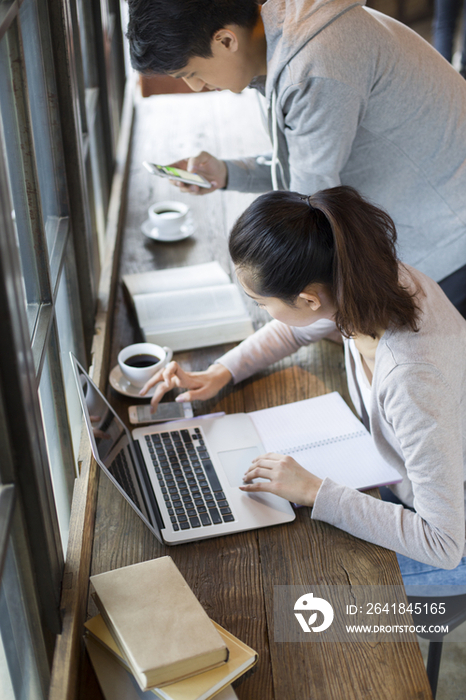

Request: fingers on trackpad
left=217, top=446, right=264, bottom=487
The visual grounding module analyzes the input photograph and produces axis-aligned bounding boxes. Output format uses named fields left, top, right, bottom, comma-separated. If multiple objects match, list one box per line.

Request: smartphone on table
left=128, top=401, right=193, bottom=425
left=142, top=161, right=212, bottom=188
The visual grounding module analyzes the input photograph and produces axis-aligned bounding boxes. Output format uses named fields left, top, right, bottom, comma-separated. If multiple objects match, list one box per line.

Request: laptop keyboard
left=144, top=427, right=235, bottom=532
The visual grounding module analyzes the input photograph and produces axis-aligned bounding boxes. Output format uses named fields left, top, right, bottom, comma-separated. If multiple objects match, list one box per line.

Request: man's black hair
left=127, top=0, right=261, bottom=75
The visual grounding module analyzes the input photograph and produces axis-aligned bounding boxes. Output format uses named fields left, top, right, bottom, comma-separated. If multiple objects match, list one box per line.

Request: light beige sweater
left=217, top=267, right=466, bottom=568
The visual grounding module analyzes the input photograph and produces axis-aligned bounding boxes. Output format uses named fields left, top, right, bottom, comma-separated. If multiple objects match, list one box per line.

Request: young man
left=127, top=0, right=466, bottom=314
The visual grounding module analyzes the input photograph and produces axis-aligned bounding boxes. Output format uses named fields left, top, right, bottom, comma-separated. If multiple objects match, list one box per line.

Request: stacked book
left=85, top=556, right=257, bottom=700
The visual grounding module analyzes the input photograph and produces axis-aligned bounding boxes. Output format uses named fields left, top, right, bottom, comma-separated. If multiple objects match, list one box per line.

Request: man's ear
left=213, top=27, right=239, bottom=53
left=298, top=290, right=322, bottom=311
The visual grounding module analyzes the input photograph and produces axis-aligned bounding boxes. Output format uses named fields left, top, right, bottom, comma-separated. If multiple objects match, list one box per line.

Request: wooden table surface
left=85, top=89, right=432, bottom=700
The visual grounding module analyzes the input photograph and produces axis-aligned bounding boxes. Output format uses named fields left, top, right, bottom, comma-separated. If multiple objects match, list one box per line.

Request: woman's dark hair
left=127, top=0, right=260, bottom=75
left=229, top=187, right=420, bottom=338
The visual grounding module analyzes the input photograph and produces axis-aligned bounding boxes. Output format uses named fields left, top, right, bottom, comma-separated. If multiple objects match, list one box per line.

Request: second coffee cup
left=118, top=342, right=173, bottom=389
left=148, top=201, right=189, bottom=239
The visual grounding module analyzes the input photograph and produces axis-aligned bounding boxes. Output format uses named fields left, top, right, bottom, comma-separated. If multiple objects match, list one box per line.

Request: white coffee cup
left=118, top=342, right=173, bottom=389
left=148, top=201, right=189, bottom=239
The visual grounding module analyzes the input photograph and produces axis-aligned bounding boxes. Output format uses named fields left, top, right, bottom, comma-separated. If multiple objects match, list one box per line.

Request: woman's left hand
left=240, top=453, right=323, bottom=507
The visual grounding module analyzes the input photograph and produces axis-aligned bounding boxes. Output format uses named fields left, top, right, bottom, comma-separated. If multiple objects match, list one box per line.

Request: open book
left=249, top=392, right=401, bottom=490
left=122, top=262, right=254, bottom=352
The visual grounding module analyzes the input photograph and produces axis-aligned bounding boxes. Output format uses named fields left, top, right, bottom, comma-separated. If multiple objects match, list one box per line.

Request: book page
left=249, top=393, right=401, bottom=490
left=215, top=688, right=239, bottom=700
left=145, top=319, right=254, bottom=352
left=135, top=284, right=250, bottom=332
left=123, top=262, right=230, bottom=298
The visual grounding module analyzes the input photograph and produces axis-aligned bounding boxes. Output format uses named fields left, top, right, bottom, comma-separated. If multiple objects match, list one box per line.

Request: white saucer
left=109, top=365, right=156, bottom=398
left=141, top=214, right=196, bottom=242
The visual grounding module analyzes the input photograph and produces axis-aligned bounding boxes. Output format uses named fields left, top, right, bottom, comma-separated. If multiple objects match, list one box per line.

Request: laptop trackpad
left=217, top=446, right=266, bottom=487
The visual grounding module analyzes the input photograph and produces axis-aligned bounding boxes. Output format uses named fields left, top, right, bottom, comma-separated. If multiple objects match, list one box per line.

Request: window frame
left=0, top=1, right=132, bottom=697
left=0, top=106, right=64, bottom=640
left=47, top=72, right=135, bottom=700
left=0, top=485, right=15, bottom=588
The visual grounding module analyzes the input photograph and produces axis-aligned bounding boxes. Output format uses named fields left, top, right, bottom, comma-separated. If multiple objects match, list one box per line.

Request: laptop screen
left=80, top=375, right=125, bottom=461
left=70, top=354, right=163, bottom=543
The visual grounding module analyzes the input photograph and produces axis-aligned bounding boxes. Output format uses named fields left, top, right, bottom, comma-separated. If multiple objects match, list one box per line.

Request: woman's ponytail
left=308, top=187, right=419, bottom=337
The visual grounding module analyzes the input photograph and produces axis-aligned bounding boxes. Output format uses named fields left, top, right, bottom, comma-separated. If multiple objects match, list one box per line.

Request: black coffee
left=156, top=209, right=179, bottom=215
left=124, top=354, right=159, bottom=368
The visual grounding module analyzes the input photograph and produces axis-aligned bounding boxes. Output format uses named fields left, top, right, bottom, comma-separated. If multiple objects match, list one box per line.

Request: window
left=0, top=1, right=128, bottom=697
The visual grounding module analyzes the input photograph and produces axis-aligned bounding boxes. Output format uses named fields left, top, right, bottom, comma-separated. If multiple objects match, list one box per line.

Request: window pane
left=38, top=340, right=73, bottom=553
left=0, top=632, right=15, bottom=700
left=88, top=102, right=108, bottom=259
left=55, top=237, right=86, bottom=466
left=76, top=0, right=112, bottom=258
left=0, top=540, right=45, bottom=700
left=0, top=2, right=16, bottom=38
left=0, top=27, right=41, bottom=336
left=75, top=0, right=93, bottom=90
left=19, top=0, right=65, bottom=285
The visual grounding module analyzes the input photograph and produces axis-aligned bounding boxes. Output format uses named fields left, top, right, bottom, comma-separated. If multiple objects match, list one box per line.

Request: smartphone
left=142, top=161, right=212, bottom=188
left=128, top=401, right=193, bottom=425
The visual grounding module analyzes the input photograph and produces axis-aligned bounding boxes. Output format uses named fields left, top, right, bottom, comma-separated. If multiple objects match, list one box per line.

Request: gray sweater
left=225, top=0, right=466, bottom=282
left=217, top=267, right=466, bottom=569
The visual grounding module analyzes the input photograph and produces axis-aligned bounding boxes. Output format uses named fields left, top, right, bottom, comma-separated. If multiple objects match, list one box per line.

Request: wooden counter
left=84, top=89, right=432, bottom=700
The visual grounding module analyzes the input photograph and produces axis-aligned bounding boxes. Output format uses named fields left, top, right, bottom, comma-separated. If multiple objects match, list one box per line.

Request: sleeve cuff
left=213, top=360, right=237, bottom=384
left=311, top=477, right=348, bottom=525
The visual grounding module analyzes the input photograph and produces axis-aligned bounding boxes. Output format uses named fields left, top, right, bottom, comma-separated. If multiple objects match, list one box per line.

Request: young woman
left=141, top=186, right=466, bottom=587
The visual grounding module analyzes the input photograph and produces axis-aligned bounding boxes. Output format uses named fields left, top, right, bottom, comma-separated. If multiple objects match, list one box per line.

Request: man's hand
left=139, top=361, right=232, bottom=412
left=168, top=151, right=227, bottom=194
left=240, top=453, right=323, bottom=507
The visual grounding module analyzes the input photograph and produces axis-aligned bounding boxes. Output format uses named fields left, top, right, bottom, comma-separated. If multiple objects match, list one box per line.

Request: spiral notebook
left=248, top=392, right=401, bottom=490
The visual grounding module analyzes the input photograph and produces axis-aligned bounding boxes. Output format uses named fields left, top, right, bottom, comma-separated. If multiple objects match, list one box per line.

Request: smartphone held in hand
left=128, top=401, right=193, bottom=425
left=142, top=161, right=212, bottom=188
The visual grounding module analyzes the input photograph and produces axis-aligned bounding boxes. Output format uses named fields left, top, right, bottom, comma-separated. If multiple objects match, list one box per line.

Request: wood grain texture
left=86, top=89, right=432, bottom=700
left=90, top=466, right=274, bottom=699
left=259, top=509, right=433, bottom=700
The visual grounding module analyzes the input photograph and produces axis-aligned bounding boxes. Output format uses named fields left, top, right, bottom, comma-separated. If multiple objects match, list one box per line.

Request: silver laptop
left=71, top=355, right=295, bottom=545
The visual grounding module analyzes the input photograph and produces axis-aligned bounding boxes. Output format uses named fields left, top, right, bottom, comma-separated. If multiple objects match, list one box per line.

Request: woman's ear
left=298, top=290, right=322, bottom=311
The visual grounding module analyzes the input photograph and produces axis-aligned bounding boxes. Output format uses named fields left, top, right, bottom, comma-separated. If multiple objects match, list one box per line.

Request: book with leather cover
left=90, top=556, right=228, bottom=690
left=84, top=614, right=256, bottom=700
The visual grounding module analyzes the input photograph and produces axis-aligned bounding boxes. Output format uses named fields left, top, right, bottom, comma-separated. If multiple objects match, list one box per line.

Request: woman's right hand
left=168, top=151, right=228, bottom=194
left=139, top=361, right=232, bottom=412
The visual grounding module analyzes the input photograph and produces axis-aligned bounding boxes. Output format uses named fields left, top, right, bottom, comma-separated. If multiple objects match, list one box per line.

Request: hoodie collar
left=261, top=0, right=366, bottom=102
